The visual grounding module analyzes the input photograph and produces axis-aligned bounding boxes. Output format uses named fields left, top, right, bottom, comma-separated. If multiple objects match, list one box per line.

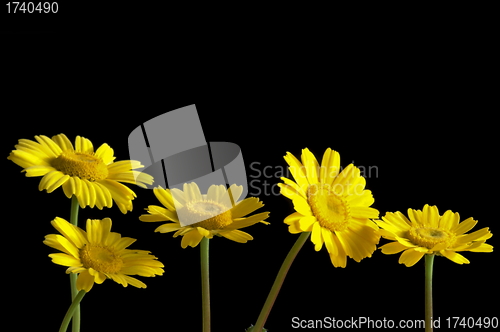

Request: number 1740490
left=446, top=317, right=498, bottom=329
left=6, top=2, right=58, bottom=14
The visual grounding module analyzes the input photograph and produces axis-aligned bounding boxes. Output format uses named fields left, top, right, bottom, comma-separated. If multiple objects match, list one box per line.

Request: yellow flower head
left=44, top=217, right=164, bottom=292
left=278, top=148, right=380, bottom=268
left=7, top=134, right=154, bottom=213
left=376, top=204, right=493, bottom=266
left=140, top=183, right=269, bottom=248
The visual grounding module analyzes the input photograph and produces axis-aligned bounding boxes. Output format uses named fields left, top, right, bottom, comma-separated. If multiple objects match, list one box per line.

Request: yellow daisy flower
left=278, top=148, right=380, bottom=267
left=140, top=183, right=270, bottom=248
left=375, top=204, right=493, bottom=266
left=44, top=217, right=164, bottom=292
left=7, top=133, right=153, bottom=213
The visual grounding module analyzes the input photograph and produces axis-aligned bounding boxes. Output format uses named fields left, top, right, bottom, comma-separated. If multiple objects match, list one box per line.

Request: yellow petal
left=24, top=165, right=55, bottom=177
left=76, top=270, right=95, bottom=292
left=107, top=160, right=143, bottom=173
left=231, top=197, right=264, bottom=218
left=225, top=212, right=270, bottom=230
left=38, top=171, right=64, bottom=192
left=99, top=218, right=112, bottom=244
left=455, top=227, right=492, bottom=245
left=395, top=235, right=417, bottom=248
left=284, top=151, right=309, bottom=189
left=227, top=184, right=244, bottom=204
left=98, top=180, right=135, bottom=214
left=439, top=210, right=460, bottom=231
left=109, top=273, right=128, bottom=287
left=154, top=223, right=183, bottom=233
left=123, top=275, right=147, bottom=288
left=34, top=135, right=62, bottom=158
left=114, top=237, right=136, bottom=251
left=181, top=229, right=203, bottom=248
left=331, top=164, right=358, bottom=192
left=197, top=227, right=211, bottom=237
left=452, top=217, right=478, bottom=235
left=299, top=216, right=316, bottom=232
left=440, top=250, right=470, bottom=264
left=44, top=234, right=72, bottom=255
left=468, top=243, right=494, bottom=253
left=88, top=268, right=106, bottom=284
left=219, top=229, right=253, bottom=243
left=184, top=182, right=202, bottom=202
left=48, top=253, right=82, bottom=267
left=75, top=136, right=94, bottom=154
left=280, top=177, right=307, bottom=199
left=288, top=221, right=303, bottom=234
left=93, top=181, right=113, bottom=208
left=398, top=249, right=425, bottom=267
left=380, top=241, right=408, bottom=255
left=347, top=189, right=375, bottom=207
left=423, top=205, right=440, bottom=228
left=51, top=217, right=88, bottom=248
left=170, top=187, right=187, bottom=206
left=82, top=179, right=97, bottom=208
left=278, top=182, right=305, bottom=201
left=51, top=134, right=74, bottom=152
left=301, top=148, right=319, bottom=184
left=141, top=214, right=169, bottom=222
left=92, top=181, right=107, bottom=209
left=407, top=208, right=423, bottom=226
left=94, top=143, right=115, bottom=165
left=322, top=228, right=346, bottom=267
left=146, top=205, right=179, bottom=222
left=206, top=184, right=226, bottom=202
left=320, top=148, right=340, bottom=186
left=350, top=206, right=379, bottom=219
left=292, top=196, right=312, bottom=216
left=336, top=224, right=379, bottom=262
left=311, top=222, right=323, bottom=251
left=284, top=212, right=303, bottom=225
left=377, top=228, right=398, bottom=240
left=382, top=212, right=412, bottom=232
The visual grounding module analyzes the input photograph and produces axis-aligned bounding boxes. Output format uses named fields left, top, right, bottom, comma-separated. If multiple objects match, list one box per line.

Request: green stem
left=253, top=232, right=311, bottom=332
left=69, top=196, right=81, bottom=332
left=201, top=237, right=210, bottom=332
left=425, top=254, right=435, bottom=332
left=59, top=290, right=86, bottom=332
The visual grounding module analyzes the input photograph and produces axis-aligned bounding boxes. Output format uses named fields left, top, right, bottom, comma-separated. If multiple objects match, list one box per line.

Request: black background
left=3, top=6, right=499, bottom=332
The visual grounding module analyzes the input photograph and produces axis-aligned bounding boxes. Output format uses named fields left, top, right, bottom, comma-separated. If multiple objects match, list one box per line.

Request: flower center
left=52, top=150, right=108, bottom=181
left=307, top=184, right=350, bottom=232
left=178, top=200, right=233, bottom=229
left=407, top=227, right=455, bottom=249
left=80, top=244, right=123, bottom=274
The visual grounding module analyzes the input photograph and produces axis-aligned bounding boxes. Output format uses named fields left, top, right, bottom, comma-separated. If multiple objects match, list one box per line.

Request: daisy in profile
left=44, top=217, right=164, bottom=292
left=7, top=133, right=153, bottom=213
left=376, top=204, right=493, bottom=266
left=376, top=205, right=492, bottom=331
left=140, top=182, right=269, bottom=248
left=251, top=148, right=380, bottom=332
left=141, top=182, right=268, bottom=330
left=278, top=148, right=380, bottom=267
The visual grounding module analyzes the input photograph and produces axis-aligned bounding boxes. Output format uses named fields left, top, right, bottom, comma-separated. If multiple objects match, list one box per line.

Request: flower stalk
left=59, top=290, right=86, bottom=332
left=201, top=237, right=210, bottom=332
left=252, top=232, right=311, bottom=332
left=425, top=254, right=435, bottom=332
left=69, top=196, right=81, bottom=332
